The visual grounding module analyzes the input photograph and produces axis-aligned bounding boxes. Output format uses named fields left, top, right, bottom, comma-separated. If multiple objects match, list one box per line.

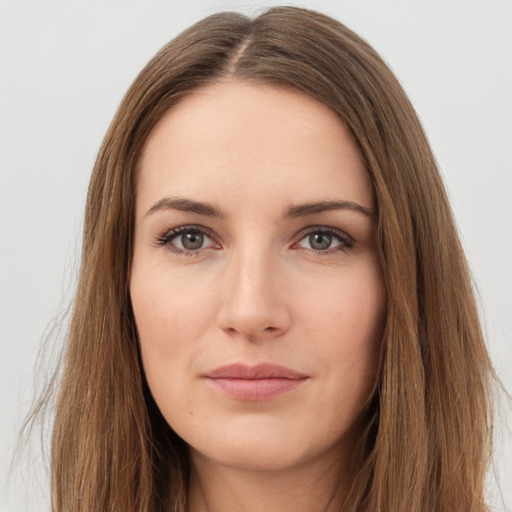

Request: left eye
left=296, top=229, right=352, bottom=252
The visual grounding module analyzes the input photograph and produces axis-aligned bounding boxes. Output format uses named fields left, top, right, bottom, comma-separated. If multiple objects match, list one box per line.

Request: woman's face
left=130, top=81, right=386, bottom=472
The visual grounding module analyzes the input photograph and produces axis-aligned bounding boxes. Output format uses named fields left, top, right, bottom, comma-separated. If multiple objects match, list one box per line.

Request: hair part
left=41, top=6, right=496, bottom=511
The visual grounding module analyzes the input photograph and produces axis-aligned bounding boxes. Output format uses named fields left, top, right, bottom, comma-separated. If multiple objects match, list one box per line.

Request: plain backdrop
left=1, top=0, right=511, bottom=511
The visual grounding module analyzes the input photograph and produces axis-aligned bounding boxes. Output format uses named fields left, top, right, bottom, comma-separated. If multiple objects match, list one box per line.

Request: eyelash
left=155, top=225, right=354, bottom=257
left=155, top=225, right=218, bottom=257
left=298, top=226, right=354, bottom=256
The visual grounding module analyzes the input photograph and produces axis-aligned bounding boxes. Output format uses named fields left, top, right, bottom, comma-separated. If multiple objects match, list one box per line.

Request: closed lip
left=204, top=363, right=309, bottom=380
left=203, top=363, right=309, bottom=400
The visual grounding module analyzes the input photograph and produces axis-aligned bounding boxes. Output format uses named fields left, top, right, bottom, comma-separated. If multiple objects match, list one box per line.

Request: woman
left=43, top=6, right=494, bottom=511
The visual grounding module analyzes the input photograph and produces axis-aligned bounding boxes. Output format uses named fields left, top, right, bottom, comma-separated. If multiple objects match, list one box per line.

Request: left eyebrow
left=283, top=200, right=374, bottom=218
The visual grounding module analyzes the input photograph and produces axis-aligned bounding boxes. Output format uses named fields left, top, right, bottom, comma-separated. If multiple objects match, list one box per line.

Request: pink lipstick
left=204, top=363, right=309, bottom=401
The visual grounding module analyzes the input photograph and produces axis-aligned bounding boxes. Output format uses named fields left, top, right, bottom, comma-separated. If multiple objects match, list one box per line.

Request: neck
left=187, top=448, right=351, bottom=512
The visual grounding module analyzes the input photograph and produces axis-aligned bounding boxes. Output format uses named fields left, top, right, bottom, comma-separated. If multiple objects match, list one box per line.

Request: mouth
left=203, top=363, right=309, bottom=401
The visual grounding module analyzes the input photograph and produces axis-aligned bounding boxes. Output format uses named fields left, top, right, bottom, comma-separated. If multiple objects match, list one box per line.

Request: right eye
left=156, top=226, right=219, bottom=255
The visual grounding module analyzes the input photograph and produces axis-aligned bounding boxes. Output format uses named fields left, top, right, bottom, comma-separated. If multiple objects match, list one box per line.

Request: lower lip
left=206, top=377, right=307, bottom=400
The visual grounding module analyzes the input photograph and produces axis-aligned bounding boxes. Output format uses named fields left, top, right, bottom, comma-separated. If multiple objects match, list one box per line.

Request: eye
left=156, top=226, right=219, bottom=255
left=295, top=227, right=353, bottom=253
left=174, top=230, right=207, bottom=251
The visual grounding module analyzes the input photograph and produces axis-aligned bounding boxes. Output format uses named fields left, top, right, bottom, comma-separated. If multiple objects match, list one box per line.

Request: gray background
left=1, top=0, right=511, bottom=510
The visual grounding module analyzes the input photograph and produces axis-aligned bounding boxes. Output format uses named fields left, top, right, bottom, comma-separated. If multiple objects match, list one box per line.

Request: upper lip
left=204, top=363, right=308, bottom=380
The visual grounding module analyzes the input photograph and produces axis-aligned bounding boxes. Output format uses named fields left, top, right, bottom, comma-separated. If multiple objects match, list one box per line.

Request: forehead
left=136, top=81, right=373, bottom=214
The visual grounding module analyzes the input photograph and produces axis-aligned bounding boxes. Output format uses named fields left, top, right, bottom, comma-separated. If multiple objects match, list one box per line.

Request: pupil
left=310, top=233, right=331, bottom=250
left=182, top=231, right=204, bottom=250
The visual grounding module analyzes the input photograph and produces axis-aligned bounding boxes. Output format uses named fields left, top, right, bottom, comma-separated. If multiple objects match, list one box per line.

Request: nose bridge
left=217, top=239, right=289, bottom=339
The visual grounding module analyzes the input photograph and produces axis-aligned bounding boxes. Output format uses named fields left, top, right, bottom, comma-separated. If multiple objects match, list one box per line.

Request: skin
left=130, top=80, right=387, bottom=512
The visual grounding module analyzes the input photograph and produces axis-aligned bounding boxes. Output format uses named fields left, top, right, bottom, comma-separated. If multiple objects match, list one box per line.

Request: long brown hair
left=44, top=6, right=495, bottom=511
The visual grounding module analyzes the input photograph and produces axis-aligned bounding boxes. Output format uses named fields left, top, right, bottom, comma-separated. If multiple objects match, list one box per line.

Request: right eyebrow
left=146, top=197, right=226, bottom=218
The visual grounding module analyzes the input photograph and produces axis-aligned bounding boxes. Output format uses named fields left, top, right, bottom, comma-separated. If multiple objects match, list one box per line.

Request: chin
left=187, top=417, right=337, bottom=473
left=194, top=439, right=310, bottom=472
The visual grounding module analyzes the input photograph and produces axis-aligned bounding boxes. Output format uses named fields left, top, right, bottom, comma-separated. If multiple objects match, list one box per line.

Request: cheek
left=300, top=259, right=386, bottom=343
left=131, top=264, right=214, bottom=347
left=129, top=264, right=217, bottom=404
left=300, top=262, right=386, bottom=400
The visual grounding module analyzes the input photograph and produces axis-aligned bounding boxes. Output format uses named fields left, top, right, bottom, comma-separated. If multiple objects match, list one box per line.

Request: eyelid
left=155, top=224, right=354, bottom=257
left=155, top=224, right=220, bottom=254
left=292, top=226, right=354, bottom=253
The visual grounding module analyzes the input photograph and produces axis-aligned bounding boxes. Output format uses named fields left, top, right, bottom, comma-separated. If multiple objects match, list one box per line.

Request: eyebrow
left=283, top=200, right=373, bottom=218
left=146, top=197, right=225, bottom=218
left=146, top=196, right=373, bottom=218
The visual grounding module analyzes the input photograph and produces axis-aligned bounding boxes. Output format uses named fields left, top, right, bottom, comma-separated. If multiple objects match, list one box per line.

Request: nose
left=216, top=246, right=291, bottom=341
